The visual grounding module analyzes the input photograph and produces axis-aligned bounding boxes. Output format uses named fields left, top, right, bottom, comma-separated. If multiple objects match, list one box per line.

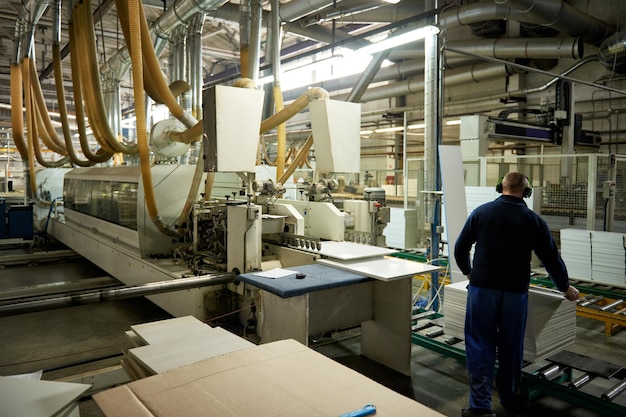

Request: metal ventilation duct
left=493, top=0, right=613, bottom=44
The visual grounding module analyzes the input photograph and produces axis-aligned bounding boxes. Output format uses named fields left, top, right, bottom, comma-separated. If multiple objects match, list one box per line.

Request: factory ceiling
left=0, top=1, right=625, bottom=147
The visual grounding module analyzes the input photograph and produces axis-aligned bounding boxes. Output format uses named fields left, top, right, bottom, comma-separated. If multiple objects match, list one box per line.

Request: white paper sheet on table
left=253, top=268, right=296, bottom=279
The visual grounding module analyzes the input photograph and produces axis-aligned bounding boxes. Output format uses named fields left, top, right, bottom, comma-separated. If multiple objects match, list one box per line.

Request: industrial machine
left=35, top=86, right=396, bottom=330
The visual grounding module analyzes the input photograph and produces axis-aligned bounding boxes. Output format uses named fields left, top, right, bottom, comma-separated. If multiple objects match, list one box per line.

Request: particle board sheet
left=0, top=376, right=90, bottom=417
left=94, top=339, right=446, bottom=417
left=123, top=316, right=254, bottom=379
left=317, top=256, right=444, bottom=281
left=128, top=326, right=254, bottom=375
left=130, top=316, right=215, bottom=345
left=524, top=287, right=577, bottom=361
left=312, top=240, right=397, bottom=260
left=442, top=281, right=576, bottom=361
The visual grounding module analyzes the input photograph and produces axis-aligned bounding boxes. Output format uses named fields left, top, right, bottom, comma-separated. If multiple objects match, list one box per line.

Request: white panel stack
left=561, top=229, right=626, bottom=286
left=561, top=228, right=592, bottom=280
left=525, top=287, right=577, bottom=361
left=383, top=207, right=418, bottom=249
left=591, top=231, right=626, bottom=286
left=122, top=316, right=254, bottom=380
left=441, top=280, right=469, bottom=340
left=443, top=281, right=577, bottom=361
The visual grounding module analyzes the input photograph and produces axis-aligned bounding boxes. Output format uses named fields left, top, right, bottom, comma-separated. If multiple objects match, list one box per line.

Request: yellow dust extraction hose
left=10, top=63, right=28, bottom=160
left=122, top=0, right=176, bottom=236
left=68, top=20, right=114, bottom=161
left=74, top=0, right=136, bottom=155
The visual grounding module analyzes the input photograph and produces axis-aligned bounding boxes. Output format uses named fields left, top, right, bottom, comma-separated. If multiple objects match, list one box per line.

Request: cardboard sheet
left=94, top=339, right=445, bottom=417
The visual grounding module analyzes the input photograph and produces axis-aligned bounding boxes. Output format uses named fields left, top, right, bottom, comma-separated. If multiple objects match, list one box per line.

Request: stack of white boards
left=443, top=280, right=576, bottom=361
left=0, top=375, right=90, bottom=417
left=383, top=207, right=419, bottom=249
left=122, top=316, right=254, bottom=380
left=561, top=228, right=626, bottom=286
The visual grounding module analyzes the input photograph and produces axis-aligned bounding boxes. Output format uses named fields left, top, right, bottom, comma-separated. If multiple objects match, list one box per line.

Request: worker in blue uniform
left=454, top=171, right=579, bottom=417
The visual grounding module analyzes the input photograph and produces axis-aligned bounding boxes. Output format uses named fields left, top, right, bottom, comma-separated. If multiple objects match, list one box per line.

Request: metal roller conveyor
left=579, top=296, right=605, bottom=308
left=537, top=364, right=561, bottom=380
left=602, top=379, right=626, bottom=401
left=568, top=373, right=592, bottom=390
left=601, top=299, right=624, bottom=311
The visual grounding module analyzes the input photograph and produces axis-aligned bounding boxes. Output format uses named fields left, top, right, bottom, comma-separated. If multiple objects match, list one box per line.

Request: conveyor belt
left=411, top=314, right=626, bottom=416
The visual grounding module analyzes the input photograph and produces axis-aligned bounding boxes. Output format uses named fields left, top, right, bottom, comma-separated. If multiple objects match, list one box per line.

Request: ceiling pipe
left=279, top=0, right=340, bottom=23
left=447, top=37, right=583, bottom=60
left=188, top=13, right=206, bottom=119
left=153, top=0, right=228, bottom=54
left=302, top=0, right=393, bottom=26
left=493, top=0, right=613, bottom=44
left=248, top=0, right=263, bottom=82
left=20, top=0, right=51, bottom=59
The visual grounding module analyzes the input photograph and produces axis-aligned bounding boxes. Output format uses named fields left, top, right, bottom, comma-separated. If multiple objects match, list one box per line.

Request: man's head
left=501, top=172, right=531, bottom=198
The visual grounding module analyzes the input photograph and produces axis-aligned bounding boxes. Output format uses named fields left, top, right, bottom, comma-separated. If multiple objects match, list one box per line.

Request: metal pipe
left=601, top=299, right=624, bottom=312
left=568, top=373, right=591, bottom=390
left=579, top=296, right=604, bottom=307
left=537, top=364, right=561, bottom=380
left=446, top=37, right=583, bottom=60
left=0, top=273, right=235, bottom=316
left=601, top=379, right=626, bottom=401
left=153, top=0, right=227, bottom=43
left=279, top=0, right=338, bottom=23
left=248, top=0, right=263, bottom=82
left=494, top=0, right=613, bottom=45
left=21, top=0, right=52, bottom=59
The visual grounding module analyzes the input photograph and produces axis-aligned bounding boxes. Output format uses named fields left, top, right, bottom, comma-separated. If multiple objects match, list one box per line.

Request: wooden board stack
left=443, top=281, right=576, bottom=361
left=122, top=316, right=254, bottom=380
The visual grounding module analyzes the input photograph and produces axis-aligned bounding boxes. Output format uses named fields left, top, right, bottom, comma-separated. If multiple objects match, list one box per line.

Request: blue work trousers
left=464, top=285, right=528, bottom=411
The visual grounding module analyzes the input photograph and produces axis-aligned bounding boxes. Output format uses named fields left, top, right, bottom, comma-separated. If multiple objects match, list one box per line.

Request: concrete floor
left=1, top=249, right=626, bottom=417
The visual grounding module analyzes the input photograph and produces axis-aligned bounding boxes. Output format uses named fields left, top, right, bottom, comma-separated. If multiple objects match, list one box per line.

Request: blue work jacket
left=454, top=195, right=570, bottom=293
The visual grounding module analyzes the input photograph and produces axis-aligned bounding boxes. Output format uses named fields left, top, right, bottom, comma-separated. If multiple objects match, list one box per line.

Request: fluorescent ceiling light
left=446, top=119, right=462, bottom=125
left=408, top=123, right=425, bottom=129
left=257, top=54, right=344, bottom=86
left=360, top=130, right=374, bottom=135
left=356, top=25, right=440, bottom=56
left=383, top=0, right=401, bottom=3
left=375, top=126, right=404, bottom=133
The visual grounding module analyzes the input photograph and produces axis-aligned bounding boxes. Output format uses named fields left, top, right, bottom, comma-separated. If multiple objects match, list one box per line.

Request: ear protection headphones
left=496, top=175, right=533, bottom=198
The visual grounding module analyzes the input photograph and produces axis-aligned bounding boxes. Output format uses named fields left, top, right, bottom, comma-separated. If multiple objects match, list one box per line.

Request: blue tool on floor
left=338, top=404, right=376, bottom=417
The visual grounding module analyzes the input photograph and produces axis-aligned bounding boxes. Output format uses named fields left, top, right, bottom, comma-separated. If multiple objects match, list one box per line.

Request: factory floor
left=1, top=246, right=625, bottom=417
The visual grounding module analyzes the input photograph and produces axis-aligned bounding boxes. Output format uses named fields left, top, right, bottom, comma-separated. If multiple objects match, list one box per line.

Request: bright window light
left=375, top=126, right=404, bottom=133
left=356, top=25, right=440, bottom=56
left=256, top=25, right=438, bottom=92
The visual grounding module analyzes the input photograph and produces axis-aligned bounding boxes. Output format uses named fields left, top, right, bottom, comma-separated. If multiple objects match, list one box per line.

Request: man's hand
left=563, top=285, right=579, bottom=301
